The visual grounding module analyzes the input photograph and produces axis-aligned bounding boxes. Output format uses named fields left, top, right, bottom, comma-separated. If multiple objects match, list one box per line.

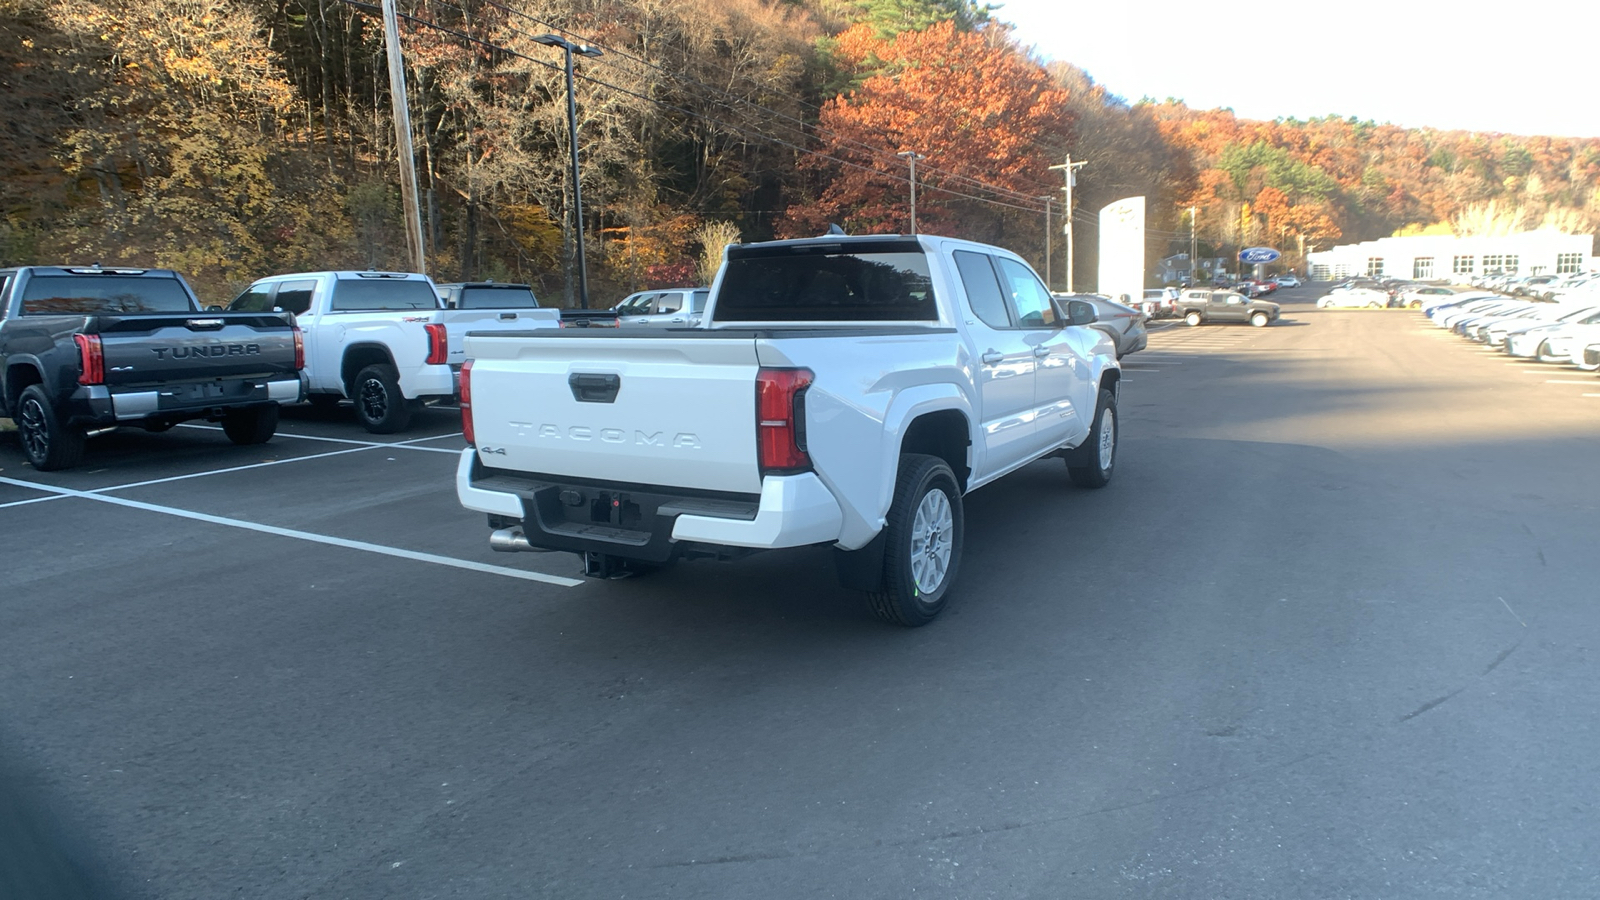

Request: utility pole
left=533, top=34, right=603, bottom=308
left=1043, top=197, right=1053, bottom=288
left=897, top=150, right=926, bottom=234
left=1189, top=205, right=1198, bottom=285
left=1049, top=155, right=1086, bottom=291
left=380, top=0, right=426, bottom=274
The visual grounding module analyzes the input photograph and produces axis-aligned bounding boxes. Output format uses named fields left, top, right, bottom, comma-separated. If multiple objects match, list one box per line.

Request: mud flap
left=832, top=531, right=888, bottom=593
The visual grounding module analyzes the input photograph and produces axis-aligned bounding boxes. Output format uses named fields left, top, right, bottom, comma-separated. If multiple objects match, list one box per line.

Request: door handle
left=670, top=318, right=684, bottom=323
left=1033, top=346, right=1051, bottom=358
left=981, top=350, right=1004, bottom=365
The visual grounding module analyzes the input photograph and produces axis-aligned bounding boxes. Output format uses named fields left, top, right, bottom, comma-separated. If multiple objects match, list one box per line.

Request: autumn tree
left=782, top=21, right=1070, bottom=252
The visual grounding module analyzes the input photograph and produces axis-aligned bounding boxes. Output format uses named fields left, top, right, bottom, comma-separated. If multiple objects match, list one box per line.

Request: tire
left=866, top=454, right=964, bottom=627
left=14, top=384, right=85, bottom=471
left=1185, top=311, right=1203, bottom=326
left=1535, top=341, right=1565, bottom=365
left=221, top=404, right=279, bottom=445
left=1368, top=301, right=1383, bottom=308
left=1249, top=311, right=1270, bottom=327
left=1068, top=388, right=1118, bottom=489
left=352, top=364, right=412, bottom=433
left=1409, top=300, right=1422, bottom=309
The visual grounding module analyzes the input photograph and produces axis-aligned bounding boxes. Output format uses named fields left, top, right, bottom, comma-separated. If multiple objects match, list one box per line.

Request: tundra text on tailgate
left=456, top=234, right=1123, bottom=626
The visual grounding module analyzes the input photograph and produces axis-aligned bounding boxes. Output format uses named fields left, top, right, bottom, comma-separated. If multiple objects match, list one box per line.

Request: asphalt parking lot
left=4, top=291, right=1600, bottom=898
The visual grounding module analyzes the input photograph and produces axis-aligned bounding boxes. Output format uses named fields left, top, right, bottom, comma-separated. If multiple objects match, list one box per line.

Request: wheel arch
left=340, top=343, right=396, bottom=392
left=4, top=361, right=45, bottom=412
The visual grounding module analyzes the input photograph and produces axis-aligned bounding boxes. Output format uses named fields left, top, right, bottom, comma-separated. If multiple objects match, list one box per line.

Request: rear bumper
left=455, top=449, right=844, bottom=561
left=399, top=364, right=457, bottom=401
left=73, top=375, right=304, bottom=424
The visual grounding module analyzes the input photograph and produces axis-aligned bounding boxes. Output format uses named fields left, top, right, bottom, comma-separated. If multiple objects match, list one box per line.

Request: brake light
left=460, top=359, right=475, bottom=446
left=756, top=367, right=813, bottom=474
left=425, top=322, right=448, bottom=365
left=74, top=333, right=104, bottom=385
left=292, top=325, right=305, bottom=370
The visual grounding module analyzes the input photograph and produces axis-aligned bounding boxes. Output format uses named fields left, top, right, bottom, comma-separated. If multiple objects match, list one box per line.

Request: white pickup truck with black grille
left=456, top=234, right=1122, bottom=625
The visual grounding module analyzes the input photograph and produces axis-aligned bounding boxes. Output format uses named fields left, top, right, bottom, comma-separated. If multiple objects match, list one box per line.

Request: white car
left=1273, top=274, right=1302, bottom=288
left=1317, top=287, right=1388, bottom=308
left=231, top=271, right=558, bottom=432
left=1508, top=317, right=1600, bottom=363
left=458, top=233, right=1122, bottom=626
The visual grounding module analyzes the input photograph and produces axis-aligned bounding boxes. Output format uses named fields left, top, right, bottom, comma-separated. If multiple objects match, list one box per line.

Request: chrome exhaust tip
left=489, top=527, right=550, bottom=553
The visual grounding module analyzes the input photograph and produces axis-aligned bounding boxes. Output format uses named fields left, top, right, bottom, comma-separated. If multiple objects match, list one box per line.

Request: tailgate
left=437, top=308, right=560, bottom=365
left=95, top=313, right=300, bottom=386
left=466, top=333, right=763, bottom=495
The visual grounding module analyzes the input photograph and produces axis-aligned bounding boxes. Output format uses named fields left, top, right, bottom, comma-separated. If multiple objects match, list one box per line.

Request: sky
left=994, top=0, right=1600, bottom=139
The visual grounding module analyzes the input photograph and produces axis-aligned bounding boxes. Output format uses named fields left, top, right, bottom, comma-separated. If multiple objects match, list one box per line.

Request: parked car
left=1177, top=289, right=1280, bottom=326
left=0, top=265, right=304, bottom=470
left=1395, top=285, right=1456, bottom=308
left=614, top=288, right=711, bottom=327
left=1273, top=274, right=1302, bottom=288
left=437, top=281, right=538, bottom=309
left=1317, top=287, right=1389, bottom=308
left=457, top=233, right=1122, bottom=626
left=1056, top=293, right=1148, bottom=358
left=1504, top=311, right=1600, bottom=362
left=230, top=270, right=555, bottom=433
left=1142, top=287, right=1180, bottom=318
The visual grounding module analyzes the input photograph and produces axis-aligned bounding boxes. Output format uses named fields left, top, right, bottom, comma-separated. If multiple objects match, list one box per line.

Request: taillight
left=425, top=322, right=448, bottom=365
left=292, top=325, right=305, bottom=370
left=74, top=333, right=104, bottom=385
left=460, top=359, right=475, bottom=446
left=756, top=367, right=813, bottom=474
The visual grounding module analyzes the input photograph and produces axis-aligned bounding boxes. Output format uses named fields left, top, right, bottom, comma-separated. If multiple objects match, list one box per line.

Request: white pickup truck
left=230, top=271, right=557, bottom=432
left=455, top=234, right=1121, bottom=625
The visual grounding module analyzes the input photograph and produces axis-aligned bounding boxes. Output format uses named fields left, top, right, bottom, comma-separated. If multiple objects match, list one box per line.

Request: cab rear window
left=330, top=279, right=439, bottom=311
left=458, top=287, right=538, bottom=309
left=21, top=276, right=195, bottom=314
left=714, top=244, right=936, bottom=322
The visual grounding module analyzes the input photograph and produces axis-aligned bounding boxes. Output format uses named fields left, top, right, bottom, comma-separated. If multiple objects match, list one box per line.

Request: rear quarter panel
left=756, top=331, right=975, bottom=549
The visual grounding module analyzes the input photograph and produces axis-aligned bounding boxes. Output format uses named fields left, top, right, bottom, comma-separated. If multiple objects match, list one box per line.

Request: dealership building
left=1307, top=231, right=1594, bottom=282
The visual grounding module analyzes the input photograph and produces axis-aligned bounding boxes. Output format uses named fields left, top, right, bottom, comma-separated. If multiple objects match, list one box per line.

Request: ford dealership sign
left=1239, top=247, right=1281, bottom=264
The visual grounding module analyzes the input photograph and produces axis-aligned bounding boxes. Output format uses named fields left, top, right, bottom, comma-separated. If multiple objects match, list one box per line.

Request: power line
left=424, top=0, right=1065, bottom=208
left=355, top=1, right=1057, bottom=215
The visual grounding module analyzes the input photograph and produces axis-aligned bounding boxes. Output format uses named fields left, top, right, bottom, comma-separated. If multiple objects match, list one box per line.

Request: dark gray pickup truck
left=0, top=265, right=304, bottom=470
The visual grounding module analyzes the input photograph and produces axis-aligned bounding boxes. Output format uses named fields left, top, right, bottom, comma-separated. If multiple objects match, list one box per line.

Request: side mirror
left=1067, top=299, right=1097, bottom=326
left=207, top=304, right=224, bottom=311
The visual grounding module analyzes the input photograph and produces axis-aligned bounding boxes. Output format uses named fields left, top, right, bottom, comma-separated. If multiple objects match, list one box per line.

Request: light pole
left=533, top=34, right=602, bottom=308
left=897, top=150, right=925, bottom=234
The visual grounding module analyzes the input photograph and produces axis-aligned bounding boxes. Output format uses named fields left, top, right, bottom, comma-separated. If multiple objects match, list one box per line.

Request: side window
left=229, top=284, right=275, bottom=312
left=273, top=280, right=316, bottom=315
left=952, top=250, right=1012, bottom=329
left=995, top=257, right=1057, bottom=327
left=0, top=275, right=12, bottom=319
left=658, top=293, right=683, bottom=313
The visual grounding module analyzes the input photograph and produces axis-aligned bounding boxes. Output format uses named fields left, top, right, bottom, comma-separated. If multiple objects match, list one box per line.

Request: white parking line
left=177, top=423, right=463, bottom=454
left=0, top=476, right=583, bottom=587
left=1545, top=380, right=1598, bottom=385
left=0, top=494, right=63, bottom=510
left=1585, top=394, right=1600, bottom=398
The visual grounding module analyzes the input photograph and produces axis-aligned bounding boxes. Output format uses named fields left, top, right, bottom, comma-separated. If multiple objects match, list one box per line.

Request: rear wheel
left=1184, top=311, right=1203, bottom=326
left=866, top=454, right=963, bottom=627
left=1068, top=388, right=1118, bottom=488
left=222, top=404, right=279, bottom=445
left=15, top=385, right=85, bottom=471
left=352, top=364, right=412, bottom=433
